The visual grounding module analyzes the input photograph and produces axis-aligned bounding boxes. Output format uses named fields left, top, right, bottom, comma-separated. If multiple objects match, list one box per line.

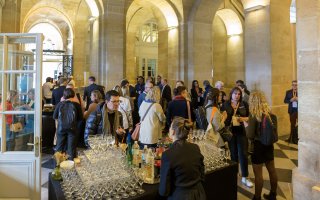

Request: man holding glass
left=85, top=90, right=126, bottom=145
left=284, top=80, right=298, bottom=144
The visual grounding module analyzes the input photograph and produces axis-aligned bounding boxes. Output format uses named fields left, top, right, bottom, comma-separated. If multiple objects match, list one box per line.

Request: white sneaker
left=241, top=177, right=254, bottom=188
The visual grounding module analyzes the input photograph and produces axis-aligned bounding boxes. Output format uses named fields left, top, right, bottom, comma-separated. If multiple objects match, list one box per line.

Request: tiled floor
left=41, top=135, right=297, bottom=200
left=237, top=135, right=297, bottom=200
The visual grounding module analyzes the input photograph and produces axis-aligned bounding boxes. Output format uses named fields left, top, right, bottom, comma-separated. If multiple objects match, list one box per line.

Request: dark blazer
left=159, top=140, right=205, bottom=198
left=161, top=84, right=172, bottom=103
left=191, top=88, right=204, bottom=108
left=284, top=89, right=298, bottom=114
left=166, top=97, right=189, bottom=127
left=51, top=86, right=66, bottom=106
left=221, top=100, right=249, bottom=134
left=83, top=83, right=105, bottom=110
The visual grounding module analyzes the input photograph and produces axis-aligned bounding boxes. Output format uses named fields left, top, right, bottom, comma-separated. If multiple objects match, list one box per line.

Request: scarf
left=102, top=103, right=120, bottom=144
left=173, top=95, right=186, bottom=101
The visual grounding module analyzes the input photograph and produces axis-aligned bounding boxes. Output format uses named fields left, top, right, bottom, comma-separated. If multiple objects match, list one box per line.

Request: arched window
left=140, top=22, right=158, bottom=43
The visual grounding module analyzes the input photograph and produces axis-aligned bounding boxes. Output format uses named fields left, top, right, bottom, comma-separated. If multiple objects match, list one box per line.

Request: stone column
left=292, top=0, right=320, bottom=199
left=0, top=0, right=5, bottom=32
left=158, top=29, right=168, bottom=80
left=243, top=0, right=294, bottom=135
left=167, top=28, right=179, bottom=86
left=1, top=0, right=20, bottom=32
left=101, top=0, right=125, bottom=89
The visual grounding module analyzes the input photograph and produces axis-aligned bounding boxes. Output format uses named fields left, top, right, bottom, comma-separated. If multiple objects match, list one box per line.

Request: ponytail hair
left=171, top=117, right=192, bottom=140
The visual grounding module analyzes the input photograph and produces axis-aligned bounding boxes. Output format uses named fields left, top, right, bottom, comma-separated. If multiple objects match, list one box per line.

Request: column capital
left=241, top=0, right=270, bottom=10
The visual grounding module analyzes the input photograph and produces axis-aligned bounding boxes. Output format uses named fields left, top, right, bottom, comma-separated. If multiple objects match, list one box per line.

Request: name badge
left=292, top=101, right=298, bottom=108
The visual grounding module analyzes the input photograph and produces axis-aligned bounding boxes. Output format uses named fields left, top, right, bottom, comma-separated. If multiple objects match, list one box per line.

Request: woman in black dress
left=190, top=80, right=204, bottom=109
left=245, top=91, right=278, bottom=200
left=159, top=117, right=205, bottom=200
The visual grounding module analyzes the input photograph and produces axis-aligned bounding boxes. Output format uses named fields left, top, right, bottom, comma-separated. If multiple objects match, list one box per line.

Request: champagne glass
left=224, top=149, right=230, bottom=165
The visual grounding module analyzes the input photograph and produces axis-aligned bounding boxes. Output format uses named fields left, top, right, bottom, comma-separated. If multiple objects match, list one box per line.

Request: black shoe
left=263, top=192, right=277, bottom=200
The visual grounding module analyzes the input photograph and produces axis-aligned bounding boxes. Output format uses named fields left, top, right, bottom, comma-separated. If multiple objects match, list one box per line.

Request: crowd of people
left=42, top=74, right=298, bottom=200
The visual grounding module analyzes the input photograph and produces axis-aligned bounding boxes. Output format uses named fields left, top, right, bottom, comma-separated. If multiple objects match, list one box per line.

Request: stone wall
left=293, top=0, right=320, bottom=199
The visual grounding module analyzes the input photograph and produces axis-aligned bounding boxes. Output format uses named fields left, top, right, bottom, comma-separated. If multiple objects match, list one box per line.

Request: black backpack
left=194, top=106, right=208, bottom=130
left=259, top=113, right=278, bottom=145
left=58, top=101, right=77, bottom=131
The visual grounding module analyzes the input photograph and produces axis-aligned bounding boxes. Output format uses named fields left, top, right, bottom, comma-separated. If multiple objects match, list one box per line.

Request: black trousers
left=56, top=129, right=77, bottom=159
left=289, top=112, right=298, bottom=143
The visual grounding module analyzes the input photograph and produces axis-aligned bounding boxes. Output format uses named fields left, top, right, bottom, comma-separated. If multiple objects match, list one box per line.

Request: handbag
left=10, top=122, right=23, bottom=132
left=218, top=126, right=233, bottom=142
left=206, top=107, right=224, bottom=147
left=131, top=103, right=154, bottom=141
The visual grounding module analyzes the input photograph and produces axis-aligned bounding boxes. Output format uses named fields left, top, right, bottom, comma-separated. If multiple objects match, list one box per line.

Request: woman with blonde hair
left=139, top=86, right=166, bottom=149
left=159, top=117, right=205, bottom=200
left=245, top=91, right=278, bottom=200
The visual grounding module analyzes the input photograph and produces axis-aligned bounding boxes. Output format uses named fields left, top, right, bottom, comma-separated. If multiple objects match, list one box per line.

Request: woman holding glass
left=159, top=117, right=205, bottom=200
left=245, top=91, right=278, bottom=200
left=221, top=87, right=253, bottom=188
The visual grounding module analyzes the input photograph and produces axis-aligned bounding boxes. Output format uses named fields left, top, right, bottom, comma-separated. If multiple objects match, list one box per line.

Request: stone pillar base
left=292, top=168, right=320, bottom=200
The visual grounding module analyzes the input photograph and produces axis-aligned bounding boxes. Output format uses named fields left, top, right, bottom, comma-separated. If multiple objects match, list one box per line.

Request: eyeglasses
left=110, top=100, right=120, bottom=104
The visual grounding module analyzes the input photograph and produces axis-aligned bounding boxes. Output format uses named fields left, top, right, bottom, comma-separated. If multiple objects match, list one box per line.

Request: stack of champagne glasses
left=189, top=129, right=230, bottom=173
left=60, top=135, right=146, bottom=200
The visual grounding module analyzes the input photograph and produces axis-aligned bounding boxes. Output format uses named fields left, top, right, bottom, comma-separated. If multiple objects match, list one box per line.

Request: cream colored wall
left=270, top=0, right=294, bottom=136
left=212, top=16, right=228, bottom=87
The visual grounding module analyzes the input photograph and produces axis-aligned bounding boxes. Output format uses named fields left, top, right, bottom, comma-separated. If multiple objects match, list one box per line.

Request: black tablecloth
left=42, top=111, right=55, bottom=150
left=48, top=162, right=238, bottom=200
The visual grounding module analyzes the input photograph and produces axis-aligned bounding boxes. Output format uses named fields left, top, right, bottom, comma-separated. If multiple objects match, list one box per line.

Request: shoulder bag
left=131, top=103, right=154, bottom=141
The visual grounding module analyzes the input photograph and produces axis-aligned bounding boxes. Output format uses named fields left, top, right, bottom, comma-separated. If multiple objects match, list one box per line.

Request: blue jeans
left=228, top=132, right=249, bottom=177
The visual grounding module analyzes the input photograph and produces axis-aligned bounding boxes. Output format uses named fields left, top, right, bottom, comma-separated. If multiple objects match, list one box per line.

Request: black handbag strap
left=141, top=103, right=154, bottom=122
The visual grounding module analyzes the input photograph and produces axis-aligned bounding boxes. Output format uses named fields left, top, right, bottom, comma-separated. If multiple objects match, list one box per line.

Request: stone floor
left=40, top=135, right=297, bottom=200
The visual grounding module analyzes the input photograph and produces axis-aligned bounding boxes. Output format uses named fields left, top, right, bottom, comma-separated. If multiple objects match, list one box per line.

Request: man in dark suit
left=160, top=78, right=172, bottom=112
left=284, top=80, right=298, bottom=144
left=51, top=77, right=68, bottom=106
left=83, top=76, right=105, bottom=110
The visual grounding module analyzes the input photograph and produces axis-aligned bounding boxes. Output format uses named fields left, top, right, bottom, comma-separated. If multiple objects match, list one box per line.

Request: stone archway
left=126, top=0, right=179, bottom=86
left=187, top=0, right=224, bottom=87
left=213, top=8, right=244, bottom=89
left=20, top=0, right=96, bottom=86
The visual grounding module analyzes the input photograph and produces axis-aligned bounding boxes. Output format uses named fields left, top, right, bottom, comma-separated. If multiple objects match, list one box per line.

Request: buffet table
left=48, top=161, right=238, bottom=200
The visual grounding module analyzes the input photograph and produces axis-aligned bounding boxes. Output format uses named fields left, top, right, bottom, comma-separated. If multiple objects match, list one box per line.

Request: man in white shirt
left=42, top=77, right=54, bottom=104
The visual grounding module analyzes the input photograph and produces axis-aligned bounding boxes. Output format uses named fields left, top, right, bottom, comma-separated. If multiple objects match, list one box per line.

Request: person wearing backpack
left=245, top=91, right=278, bottom=200
left=53, top=88, right=83, bottom=160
